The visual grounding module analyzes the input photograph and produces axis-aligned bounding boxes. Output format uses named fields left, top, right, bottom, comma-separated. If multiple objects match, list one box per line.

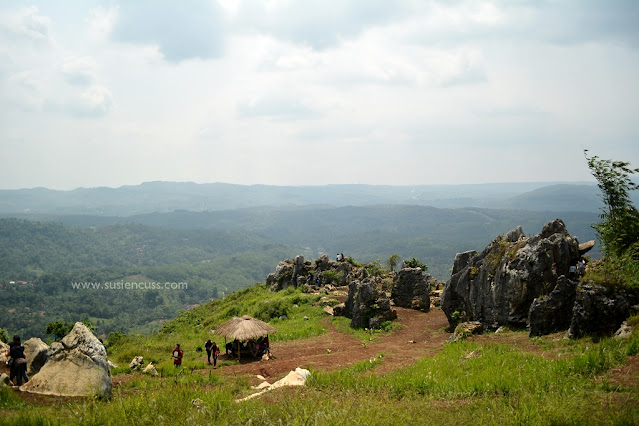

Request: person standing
left=205, top=339, right=213, bottom=365
left=172, top=343, right=183, bottom=367
left=210, top=341, right=220, bottom=369
left=9, top=335, right=28, bottom=386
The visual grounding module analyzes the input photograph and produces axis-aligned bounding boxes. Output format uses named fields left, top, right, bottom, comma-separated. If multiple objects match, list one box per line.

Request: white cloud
left=0, top=1, right=638, bottom=189
left=60, top=56, right=98, bottom=85
left=87, top=5, right=118, bottom=42
left=0, top=6, right=51, bottom=44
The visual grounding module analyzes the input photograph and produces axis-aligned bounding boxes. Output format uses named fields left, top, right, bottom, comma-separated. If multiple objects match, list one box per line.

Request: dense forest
left=0, top=219, right=290, bottom=338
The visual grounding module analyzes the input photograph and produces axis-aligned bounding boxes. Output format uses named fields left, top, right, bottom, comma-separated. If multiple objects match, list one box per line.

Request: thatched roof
left=215, top=316, right=277, bottom=341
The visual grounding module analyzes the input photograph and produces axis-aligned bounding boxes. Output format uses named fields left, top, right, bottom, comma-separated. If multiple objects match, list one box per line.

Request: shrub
left=403, top=257, right=428, bottom=272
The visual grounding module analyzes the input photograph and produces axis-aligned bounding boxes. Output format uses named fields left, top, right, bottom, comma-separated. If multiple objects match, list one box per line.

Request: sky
left=1, top=0, right=638, bottom=190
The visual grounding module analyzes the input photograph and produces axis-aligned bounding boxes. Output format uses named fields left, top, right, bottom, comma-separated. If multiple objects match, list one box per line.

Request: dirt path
left=210, top=307, right=450, bottom=381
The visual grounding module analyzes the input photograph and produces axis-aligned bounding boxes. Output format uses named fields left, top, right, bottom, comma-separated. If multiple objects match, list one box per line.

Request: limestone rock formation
left=345, top=279, right=396, bottom=329
left=391, top=268, right=431, bottom=312
left=442, top=219, right=581, bottom=330
left=528, top=276, right=577, bottom=337
left=568, top=283, right=639, bottom=339
left=20, top=322, right=112, bottom=397
left=24, top=337, right=49, bottom=377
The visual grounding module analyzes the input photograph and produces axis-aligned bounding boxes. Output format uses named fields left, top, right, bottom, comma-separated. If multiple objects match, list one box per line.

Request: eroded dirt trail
left=213, top=307, right=450, bottom=380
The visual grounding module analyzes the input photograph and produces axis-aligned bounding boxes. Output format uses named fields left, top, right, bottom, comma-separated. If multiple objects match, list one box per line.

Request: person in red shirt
left=172, top=343, right=183, bottom=367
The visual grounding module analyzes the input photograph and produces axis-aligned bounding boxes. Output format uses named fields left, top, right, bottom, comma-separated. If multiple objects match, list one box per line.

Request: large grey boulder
left=20, top=322, right=112, bottom=397
left=346, top=279, right=396, bottom=329
left=24, top=337, right=49, bottom=377
left=391, top=268, right=431, bottom=312
left=568, top=283, right=639, bottom=339
left=528, top=276, right=577, bottom=337
left=442, top=219, right=580, bottom=330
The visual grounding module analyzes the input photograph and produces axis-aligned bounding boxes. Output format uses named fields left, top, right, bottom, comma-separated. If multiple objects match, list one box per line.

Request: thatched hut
left=215, top=316, right=276, bottom=360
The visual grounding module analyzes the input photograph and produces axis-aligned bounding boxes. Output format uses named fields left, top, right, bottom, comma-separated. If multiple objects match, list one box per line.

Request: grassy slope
left=1, top=284, right=638, bottom=425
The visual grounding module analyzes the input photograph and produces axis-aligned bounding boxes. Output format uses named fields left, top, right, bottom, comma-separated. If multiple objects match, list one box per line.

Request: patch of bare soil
left=605, top=354, right=639, bottom=391
left=201, top=307, right=451, bottom=382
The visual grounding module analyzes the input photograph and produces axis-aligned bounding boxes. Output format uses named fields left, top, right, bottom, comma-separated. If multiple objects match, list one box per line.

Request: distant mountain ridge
left=0, top=181, right=613, bottom=216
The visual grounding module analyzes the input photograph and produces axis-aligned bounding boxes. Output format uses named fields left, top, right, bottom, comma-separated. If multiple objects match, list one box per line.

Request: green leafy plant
left=387, top=254, right=401, bottom=272
left=364, top=260, right=384, bottom=277
left=585, top=150, right=639, bottom=258
left=403, top=257, right=428, bottom=272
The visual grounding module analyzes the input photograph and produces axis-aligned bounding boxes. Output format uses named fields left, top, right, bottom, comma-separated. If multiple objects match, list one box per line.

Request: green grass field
left=2, top=285, right=638, bottom=425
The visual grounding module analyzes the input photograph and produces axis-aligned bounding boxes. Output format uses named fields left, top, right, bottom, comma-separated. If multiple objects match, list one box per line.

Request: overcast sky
left=1, top=1, right=638, bottom=190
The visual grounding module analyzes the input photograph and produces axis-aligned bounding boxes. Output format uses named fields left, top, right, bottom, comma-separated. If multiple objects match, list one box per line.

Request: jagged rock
left=346, top=279, right=396, bottom=329
left=391, top=268, right=431, bottom=312
left=1, top=373, right=12, bottom=387
left=143, top=362, right=158, bottom=376
left=568, top=283, right=639, bottom=339
left=528, top=276, right=577, bottom=337
left=448, top=321, right=483, bottom=343
left=129, top=356, right=144, bottom=370
left=314, top=254, right=332, bottom=273
left=24, top=337, right=49, bottom=376
left=442, top=219, right=580, bottom=330
left=578, top=240, right=596, bottom=255
left=614, top=321, right=634, bottom=339
left=20, top=322, right=112, bottom=397
left=266, top=259, right=295, bottom=291
left=332, top=303, right=346, bottom=317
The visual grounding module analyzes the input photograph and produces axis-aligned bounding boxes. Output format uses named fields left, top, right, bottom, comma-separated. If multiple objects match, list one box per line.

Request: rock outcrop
left=391, top=268, right=431, bottom=311
left=20, top=322, right=112, bottom=397
left=528, top=276, right=577, bottom=337
left=344, top=279, right=397, bottom=329
left=442, top=219, right=581, bottom=330
left=568, top=283, right=639, bottom=339
left=24, top=337, right=49, bottom=376
left=129, top=356, right=144, bottom=370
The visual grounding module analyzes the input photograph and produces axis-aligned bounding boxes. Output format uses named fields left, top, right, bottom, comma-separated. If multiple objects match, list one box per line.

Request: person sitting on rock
left=9, top=335, right=28, bottom=386
left=172, top=343, right=183, bottom=367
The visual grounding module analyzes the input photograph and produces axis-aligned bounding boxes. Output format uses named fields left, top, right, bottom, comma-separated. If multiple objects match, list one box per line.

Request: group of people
left=555, top=258, right=588, bottom=280
left=225, top=336, right=270, bottom=358
left=336, top=253, right=346, bottom=262
left=2, top=335, right=29, bottom=386
left=171, top=340, right=221, bottom=368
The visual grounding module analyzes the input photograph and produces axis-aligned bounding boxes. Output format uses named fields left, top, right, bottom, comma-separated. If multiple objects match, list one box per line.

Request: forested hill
left=0, top=219, right=291, bottom=338
left=0, top=218, right=284, bottom=280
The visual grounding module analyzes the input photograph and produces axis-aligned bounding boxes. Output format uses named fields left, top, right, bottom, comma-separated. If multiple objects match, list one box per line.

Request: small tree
left=387, top=254, right=401, bottom=272
left=403, top=257, right=428, bottom=272
left=0, top=328, right=9, bottom=343
left=46, top=320, right=74, bottom=341
left=585, top=150, right=639, bottom=257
